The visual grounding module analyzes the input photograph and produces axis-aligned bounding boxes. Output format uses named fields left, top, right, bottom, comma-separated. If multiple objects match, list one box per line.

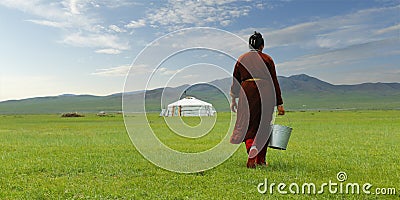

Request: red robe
left=230, top=50, right=283, bottom=150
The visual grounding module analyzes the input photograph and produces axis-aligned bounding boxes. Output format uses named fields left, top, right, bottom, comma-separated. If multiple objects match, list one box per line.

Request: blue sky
left=0, top=0, right=399, bottom=101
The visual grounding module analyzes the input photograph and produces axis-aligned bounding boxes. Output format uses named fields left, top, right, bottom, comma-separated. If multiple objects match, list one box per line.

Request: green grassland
left=0, top=111, right=399, bottom=199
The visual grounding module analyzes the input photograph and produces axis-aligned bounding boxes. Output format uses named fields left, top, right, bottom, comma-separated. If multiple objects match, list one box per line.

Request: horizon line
left=1, top=73, right=399, bottom=103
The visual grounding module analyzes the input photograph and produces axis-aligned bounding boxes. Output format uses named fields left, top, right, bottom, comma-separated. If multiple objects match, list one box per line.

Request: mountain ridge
left=2, top=74, right=398, bottom=103
left=1, top=74, right=399, bottom=114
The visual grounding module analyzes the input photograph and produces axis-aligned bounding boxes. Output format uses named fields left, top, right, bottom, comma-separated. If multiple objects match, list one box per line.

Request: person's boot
left=245, top=139, right=257, bottom=168
left=246, top=157, right=257, bottom=168
left=256, top=145, right=268, bottom=166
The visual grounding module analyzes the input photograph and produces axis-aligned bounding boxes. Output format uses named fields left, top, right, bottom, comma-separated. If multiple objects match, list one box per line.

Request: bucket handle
left=272, top=106, right=291, bottom=127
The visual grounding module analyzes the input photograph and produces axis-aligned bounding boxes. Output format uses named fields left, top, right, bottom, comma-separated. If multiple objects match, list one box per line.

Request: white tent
left=162, top=97, right=216, bottom=117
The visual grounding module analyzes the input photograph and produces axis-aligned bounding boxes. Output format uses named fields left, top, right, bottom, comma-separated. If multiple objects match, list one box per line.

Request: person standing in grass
left=230, top=31, right=285, bottom=168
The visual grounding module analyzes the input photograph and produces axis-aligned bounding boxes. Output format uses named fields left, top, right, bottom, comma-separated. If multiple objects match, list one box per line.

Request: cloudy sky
left=0, top=0, right=399, bottom=101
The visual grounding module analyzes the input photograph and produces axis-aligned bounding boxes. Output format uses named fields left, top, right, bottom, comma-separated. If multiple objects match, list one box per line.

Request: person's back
left=230, top=31, right=284, bottom=168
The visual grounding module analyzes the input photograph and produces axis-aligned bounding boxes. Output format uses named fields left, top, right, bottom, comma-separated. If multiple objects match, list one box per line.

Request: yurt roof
left=168, top=97, right=212, bottom=107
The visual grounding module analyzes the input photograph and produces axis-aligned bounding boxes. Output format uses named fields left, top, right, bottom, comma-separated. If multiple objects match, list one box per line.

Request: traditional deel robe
left=230, top=50, right=283, bottom=151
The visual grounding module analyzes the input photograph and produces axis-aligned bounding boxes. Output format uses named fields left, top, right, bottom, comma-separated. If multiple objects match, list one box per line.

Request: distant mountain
left=58, top=94, right=77, bottom=97
left=278, top=74, right=400, bottom=110
left=0, top=74, right=399, bottom=114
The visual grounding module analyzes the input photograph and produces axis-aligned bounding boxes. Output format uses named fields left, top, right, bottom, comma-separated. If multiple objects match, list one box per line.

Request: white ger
left=161, top=97, right=216, bottom=117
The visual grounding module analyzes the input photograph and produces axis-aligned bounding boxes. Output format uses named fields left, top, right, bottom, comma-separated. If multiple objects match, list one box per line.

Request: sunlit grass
left=0, top=111, right=399, bottom=199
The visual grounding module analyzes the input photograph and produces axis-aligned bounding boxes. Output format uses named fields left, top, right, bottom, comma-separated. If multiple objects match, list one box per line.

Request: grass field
left=0, top=111, right=399, bottom=199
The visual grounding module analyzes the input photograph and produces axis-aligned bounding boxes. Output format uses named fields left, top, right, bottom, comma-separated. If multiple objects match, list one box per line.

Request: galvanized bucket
left=268, top=123, right=293, bottom=150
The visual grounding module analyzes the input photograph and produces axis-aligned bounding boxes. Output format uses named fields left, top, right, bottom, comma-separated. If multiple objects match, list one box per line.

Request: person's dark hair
left=249, top=31, right=264, bottom=50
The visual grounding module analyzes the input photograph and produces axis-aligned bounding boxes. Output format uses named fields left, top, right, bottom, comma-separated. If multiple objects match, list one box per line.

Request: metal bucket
left=268, top=124, right=293, bottom=150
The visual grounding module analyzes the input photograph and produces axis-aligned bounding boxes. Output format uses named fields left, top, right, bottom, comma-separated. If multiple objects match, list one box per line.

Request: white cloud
left=145, top=0, right=262, bottom=30
left=0, top=1, right=68, bottom=19
left=157, top=67, right=181, bottom=76
left=125, top=19, right=146, bottom=29
left=68, top=0, right=80, bottom=15
left=315, top=37, right=340, bottom=49
left=108, top=24, right=126, bottom=33
left=0, top=0, right=132, bottom=52
left=220, top=20, right=232, bottom=27
left=95, top=48, right=122, bottom=54
left=96, top=0, right=141, bottom=9
left=0, top=1, right=99, bottom=30
left=375, top=23, right=400, bottom=35
left=1, top=0, right=398, bottom=94
left=229, top=4, right=400, bottom=84
left=92, top=64, right=150, bottom=77
left=25, top=19, right=67, bottom=28
left=278, top=38, right=400, bottom=72
left=62, top=32, right=129, bottom=50
left=182, top=74, right=199, bottom=79
left=239, top=5, right=400, bottom=50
